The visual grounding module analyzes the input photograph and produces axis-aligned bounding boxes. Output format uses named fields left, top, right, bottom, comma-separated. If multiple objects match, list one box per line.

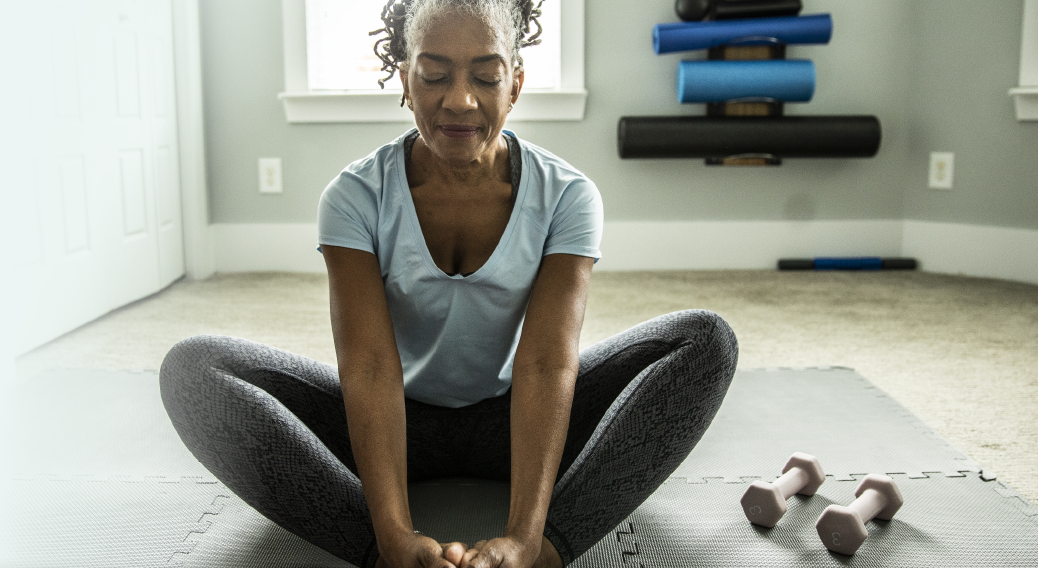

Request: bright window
left=280, top=0, right=586, bottom=122
left=304, top=0, right=560, bottom=91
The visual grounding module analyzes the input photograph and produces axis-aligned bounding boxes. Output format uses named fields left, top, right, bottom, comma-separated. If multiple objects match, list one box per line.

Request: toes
left=441, top=542, right=467, bottom=565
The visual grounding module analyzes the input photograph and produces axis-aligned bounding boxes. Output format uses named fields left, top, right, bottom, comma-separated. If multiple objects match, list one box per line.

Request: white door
left=1, top=0, right=184, bottom=369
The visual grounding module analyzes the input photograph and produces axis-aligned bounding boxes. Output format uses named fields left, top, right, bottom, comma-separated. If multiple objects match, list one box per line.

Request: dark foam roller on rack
left=617, top=116, right=882, bottom=159
left=675, top=0, right=803, bottom=22
left=678, top=60, right=815, bottom=103
left=654, top=13, right=832, bottom=54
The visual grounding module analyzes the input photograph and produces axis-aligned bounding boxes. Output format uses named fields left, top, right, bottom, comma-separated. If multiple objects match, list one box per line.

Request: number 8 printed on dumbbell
left=815, top=474, right=904, bottom=555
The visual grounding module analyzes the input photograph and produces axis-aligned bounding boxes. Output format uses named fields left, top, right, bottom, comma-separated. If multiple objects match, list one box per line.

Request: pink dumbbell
left=740, top=452, right=826, bottom=527
left=815, top=473, right=904, bottom=555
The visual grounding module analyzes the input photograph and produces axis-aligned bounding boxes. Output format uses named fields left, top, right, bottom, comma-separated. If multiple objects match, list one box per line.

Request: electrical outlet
left=929, top=152, right=954, bottom=190
left=259, top=158, right=283, bottom=194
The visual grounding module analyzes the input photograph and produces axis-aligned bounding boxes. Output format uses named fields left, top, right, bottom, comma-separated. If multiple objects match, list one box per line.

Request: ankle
left=533, top=535, right=563, bottom=568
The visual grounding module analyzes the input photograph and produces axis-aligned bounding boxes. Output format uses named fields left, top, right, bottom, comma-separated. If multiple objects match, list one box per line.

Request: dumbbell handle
left=772, top=466, right=810, bottom=499
left=847, top=488, right=890, bottom=522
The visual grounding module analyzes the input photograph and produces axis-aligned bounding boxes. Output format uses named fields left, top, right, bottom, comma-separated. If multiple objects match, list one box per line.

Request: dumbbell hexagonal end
left=854, top=473, right=904, bottom=520
left=740, top=480, right=787, bottom=527
left=782, top=452, right=826, bottom=496
left=815, top=504, right=868, bottom=556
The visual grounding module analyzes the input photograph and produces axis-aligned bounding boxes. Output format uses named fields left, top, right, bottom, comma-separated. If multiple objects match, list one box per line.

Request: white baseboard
left=211, top=220, right=905, bottom=274
left=213, top=223, right=326, bottom=273
left=594, top=220, right=905, bottom=271
left=902, top=220, right=1038, bottom=285
left=209, top=220, right=1038, bottom=285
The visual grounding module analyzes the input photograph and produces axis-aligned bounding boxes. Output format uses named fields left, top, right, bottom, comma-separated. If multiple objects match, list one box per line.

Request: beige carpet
left=15, top=270, right=1038, bottom=503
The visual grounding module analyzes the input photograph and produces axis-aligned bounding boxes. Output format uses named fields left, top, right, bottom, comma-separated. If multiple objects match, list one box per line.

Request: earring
left=508, top=102, right=514, bottom=113
left=407, top=99, right=414, bottom=111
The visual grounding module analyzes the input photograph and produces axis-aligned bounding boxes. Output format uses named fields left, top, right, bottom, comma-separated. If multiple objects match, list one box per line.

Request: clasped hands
left=377, top=531, right=556, bottom=568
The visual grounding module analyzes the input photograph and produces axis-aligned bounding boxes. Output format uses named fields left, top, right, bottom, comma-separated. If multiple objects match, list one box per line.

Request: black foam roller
left=676, top=0, right=803, bottom=22
left=712, top=0, right=803, bottom=20
left=617, top=116, right=882, bottom=159
left=778, top=259, right=814, bottom=270
left=881, top=258, right=918, bottom=270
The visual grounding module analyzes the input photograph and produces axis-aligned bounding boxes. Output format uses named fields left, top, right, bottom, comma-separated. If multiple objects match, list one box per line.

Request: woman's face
left=401, top=11, right=523, bottom=167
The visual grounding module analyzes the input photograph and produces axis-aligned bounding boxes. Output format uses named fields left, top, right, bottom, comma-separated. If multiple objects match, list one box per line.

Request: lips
left=439, top=124, right=479, bottom=139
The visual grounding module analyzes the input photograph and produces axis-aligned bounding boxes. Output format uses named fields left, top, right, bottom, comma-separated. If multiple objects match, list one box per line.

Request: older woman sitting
left=160, top=1, right=738, bottom=567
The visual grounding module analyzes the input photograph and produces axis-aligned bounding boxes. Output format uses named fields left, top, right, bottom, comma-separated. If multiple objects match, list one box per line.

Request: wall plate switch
left=259, top=158, right=283, bottom=194
left=929, top=152, right=954, bottom=189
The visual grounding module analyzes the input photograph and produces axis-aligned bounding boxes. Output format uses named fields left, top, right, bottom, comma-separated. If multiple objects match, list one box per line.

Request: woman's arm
left=324, top=245, right=460, bottom=568
left=465, top=253, right=594, bottom=568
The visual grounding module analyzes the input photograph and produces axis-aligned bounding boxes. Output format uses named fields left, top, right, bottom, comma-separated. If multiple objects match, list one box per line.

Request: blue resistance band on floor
left=654, top=13, right=832, bottom=54
left=677, top=60, right=815, bottom=103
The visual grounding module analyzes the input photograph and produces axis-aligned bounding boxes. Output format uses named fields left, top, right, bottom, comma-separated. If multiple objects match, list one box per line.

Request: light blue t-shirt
left=318, top=129, right=603, bottom=408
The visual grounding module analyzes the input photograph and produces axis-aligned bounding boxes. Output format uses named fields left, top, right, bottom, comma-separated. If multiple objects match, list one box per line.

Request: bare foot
left=533, top=535, right=563, bottom=568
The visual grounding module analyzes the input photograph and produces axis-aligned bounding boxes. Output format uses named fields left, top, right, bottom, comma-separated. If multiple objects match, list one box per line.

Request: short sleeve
left=317, top=171, right=380, bottom=255
left=543, top=178, right=604, bottom=262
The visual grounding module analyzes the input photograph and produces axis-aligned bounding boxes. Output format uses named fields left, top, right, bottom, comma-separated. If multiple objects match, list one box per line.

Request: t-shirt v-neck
left=400, top=130, right=523, bottom=279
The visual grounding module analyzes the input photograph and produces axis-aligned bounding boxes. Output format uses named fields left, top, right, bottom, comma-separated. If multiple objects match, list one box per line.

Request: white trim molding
left=214, top=224, right=326, bottom=273
left=902, top=221, right=1038, bottom=285
left=173, top=0, right=215, bottom=279
left=595, top=220, right=905, bottom=271
left=1011, top=0, right=1038, bottom=120
left=210, top=220, right=1038, bottom=286
left=278, top=0, right=587, bottom=123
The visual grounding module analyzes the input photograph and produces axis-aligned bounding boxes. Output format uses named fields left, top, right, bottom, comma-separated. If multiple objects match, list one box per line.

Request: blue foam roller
left=654, top=13, right=833, bottom=54
left=814, top=257, right=882, bottom=271
left=677, top=60, right=815, bottom=103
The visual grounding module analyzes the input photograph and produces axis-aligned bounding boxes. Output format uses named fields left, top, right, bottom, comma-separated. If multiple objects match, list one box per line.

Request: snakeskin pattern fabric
left=159, top=309, right=738, bottom=566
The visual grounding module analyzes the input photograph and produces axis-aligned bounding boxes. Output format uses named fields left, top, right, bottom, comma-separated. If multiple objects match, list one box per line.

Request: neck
left=411, top=133, right=509, bottom=187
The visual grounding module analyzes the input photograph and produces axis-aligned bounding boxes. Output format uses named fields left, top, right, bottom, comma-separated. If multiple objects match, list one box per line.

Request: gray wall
left=199, top=0, right=1037, bottom=230
left=904, top=1, right=1038, bottom=229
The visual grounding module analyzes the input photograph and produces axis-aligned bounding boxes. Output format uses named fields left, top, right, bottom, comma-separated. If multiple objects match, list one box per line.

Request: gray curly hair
left=371, top=0, right=544, bottom=96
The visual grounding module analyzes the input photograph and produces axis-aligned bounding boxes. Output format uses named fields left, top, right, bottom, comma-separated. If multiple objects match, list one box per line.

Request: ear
left=511, top=66, right=524, bottom=105
left=399, top=62, right=411, bottom=101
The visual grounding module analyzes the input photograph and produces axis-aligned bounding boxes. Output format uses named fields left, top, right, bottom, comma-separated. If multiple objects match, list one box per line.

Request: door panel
left=2, top=0, right=185, bottom=361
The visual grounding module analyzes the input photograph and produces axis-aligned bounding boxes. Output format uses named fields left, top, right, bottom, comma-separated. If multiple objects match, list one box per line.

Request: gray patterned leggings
left=160, top=310, right=738, bottom=567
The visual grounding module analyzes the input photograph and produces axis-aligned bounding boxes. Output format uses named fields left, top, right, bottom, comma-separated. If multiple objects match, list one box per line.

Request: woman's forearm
left=341, top=363, right=414, bottom=545
left=505, top=361, right=577, bottom=544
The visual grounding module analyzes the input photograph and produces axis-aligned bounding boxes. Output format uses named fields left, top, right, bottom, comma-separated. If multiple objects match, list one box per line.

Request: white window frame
left=278, top=0, right=587, bottom=123
left=1010, top=0, right=1038, bottom=121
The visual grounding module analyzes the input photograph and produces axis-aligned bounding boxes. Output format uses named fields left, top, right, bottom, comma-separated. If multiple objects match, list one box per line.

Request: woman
left=160, top=1, right=738, bottom=567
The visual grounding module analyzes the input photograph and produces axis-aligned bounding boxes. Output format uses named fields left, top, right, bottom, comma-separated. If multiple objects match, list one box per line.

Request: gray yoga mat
left=1, top=368, right=1034, bottom=567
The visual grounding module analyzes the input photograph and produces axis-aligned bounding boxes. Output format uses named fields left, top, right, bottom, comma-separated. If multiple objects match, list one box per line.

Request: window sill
left=277, top=88, right=588, bottom=123
left=1009, top=87, right=1038, bottom=121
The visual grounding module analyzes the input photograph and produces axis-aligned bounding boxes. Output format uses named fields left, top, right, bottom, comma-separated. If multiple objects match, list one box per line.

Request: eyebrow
left=417, top=53, right=506, bottom=65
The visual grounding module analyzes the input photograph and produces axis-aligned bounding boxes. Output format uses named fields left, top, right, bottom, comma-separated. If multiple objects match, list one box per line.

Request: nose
left=442, top=78, right=478, bottom=114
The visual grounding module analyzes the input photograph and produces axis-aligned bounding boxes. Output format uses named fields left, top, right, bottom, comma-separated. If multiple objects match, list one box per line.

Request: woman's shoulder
left=510, top=133, right=599, bottom=204
left=510, top=133, right=588, bottom=180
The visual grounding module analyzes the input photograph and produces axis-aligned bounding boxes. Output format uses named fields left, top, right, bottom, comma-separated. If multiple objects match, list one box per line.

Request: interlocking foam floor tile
left=0, top=370, right=211, bottom=480
left=0, top=477, right=227, bottom=568
left=572, top=473, right=1038, bottom=568
left=2, top=368, right=1033, bottom=567
left=674, top=368, right=981, bottom=482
